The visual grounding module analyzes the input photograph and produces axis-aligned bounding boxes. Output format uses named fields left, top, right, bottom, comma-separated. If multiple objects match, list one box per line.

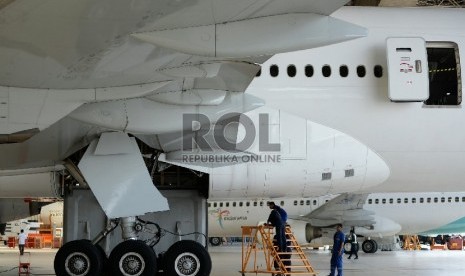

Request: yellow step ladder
left=240, top=225, right=317, bottom=276
left=402, top=235, right=422, bottom=250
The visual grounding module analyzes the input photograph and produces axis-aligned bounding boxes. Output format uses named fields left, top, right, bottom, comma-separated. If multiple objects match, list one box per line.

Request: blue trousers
left=275, top=225, right=287, bottom=252
left=329, top=253, right=343, bottom=276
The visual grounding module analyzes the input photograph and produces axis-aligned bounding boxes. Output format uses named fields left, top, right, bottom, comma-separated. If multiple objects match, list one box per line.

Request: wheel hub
left=119, top=252, right=145, bottom=276
left=175, top=252, right=200, bottom=276
left=65, top=252, right=91, bottom=276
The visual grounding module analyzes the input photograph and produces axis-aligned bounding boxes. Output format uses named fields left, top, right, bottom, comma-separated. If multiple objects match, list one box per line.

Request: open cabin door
left=386, top=37, right=429, bottom=102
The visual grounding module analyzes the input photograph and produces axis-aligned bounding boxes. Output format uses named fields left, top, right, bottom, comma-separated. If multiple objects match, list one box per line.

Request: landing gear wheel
left=362, top=240, right=378, bottom=253
left=108, top=240, right=156, bottom=276
left=344, top=242, right=352, bottom=254
left=54, top=239, right=103, bottom=276
left=164, top=240, right=212, bottom=276
left=209, top=237, right=222, bottom=246
left=94, top=243, right=108, bottom=275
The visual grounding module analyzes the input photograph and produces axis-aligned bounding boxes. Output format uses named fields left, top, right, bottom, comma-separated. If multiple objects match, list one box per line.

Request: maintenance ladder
left=402, top=235, right=422, bottom=250
left=240, top=225, right=317, bottom=276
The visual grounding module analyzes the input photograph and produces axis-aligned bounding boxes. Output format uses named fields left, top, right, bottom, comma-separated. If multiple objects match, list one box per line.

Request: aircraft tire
left=164, top=240, right=212, bottom=276
left=108, top=240, right=157, bottom=276
left=362, top=240, right=378, bottom=253
left=209, top=237, right=222, bottom=246
left=54, top=239, right=103, bottom=276
left=343, top=242, right=352, bottom=254
left=94, top=243, right=109, bottom=275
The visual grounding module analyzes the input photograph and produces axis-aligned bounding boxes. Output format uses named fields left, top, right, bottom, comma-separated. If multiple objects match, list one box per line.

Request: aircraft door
left=386, top=37, right=429, bottom=102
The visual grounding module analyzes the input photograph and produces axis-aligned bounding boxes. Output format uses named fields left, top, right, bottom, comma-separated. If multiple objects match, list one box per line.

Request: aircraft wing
left=299, top=193, right=375, bottom=227
left=0, top=0, right=366, bottom=135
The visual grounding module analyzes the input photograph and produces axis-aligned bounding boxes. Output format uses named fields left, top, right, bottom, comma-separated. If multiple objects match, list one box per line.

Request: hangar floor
left=1, top=245, right=465, bottom=275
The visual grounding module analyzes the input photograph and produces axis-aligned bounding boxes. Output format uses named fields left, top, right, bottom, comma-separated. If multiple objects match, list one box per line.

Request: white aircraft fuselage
left=208, top=192, right=465, bottom=244
left=245, top=7, right=465, bottom=194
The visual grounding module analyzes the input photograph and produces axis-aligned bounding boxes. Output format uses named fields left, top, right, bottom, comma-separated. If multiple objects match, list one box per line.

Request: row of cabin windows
left=256, top=64, right=384, bottom=78
left=208, top=199, right=330, bottom=208
left=368, top=196, right=465, bottom=205
left=209, top=201, right=283, bottom=208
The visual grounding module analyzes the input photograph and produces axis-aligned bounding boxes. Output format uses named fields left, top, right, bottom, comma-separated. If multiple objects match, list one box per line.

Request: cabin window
left=256, top=69, right=261, bottom=77
left=208, top=203, right=211, bottom=207
left=239, top=202, right=243, bottom=207
left=368, top=199, right=372, bottom=204
left=322, top=172, right=332, bottom=180
left=397, top=198, right=401, bottom=204
left=253, top=202, right=257, bottom=207
left=313, top=200, right=317, bottom=205
left=441, top=197, right=445, bottom=203
left=280, top=201, right=285, bottom=206
left=455, top=197, right=459, bottom=202
left=404, top=198, right=408, bottom=203
left=287, top=65, right=297, bottom=77
left=427, top=198, right=431, bottom=203
left=270, top=64, right=279, bottom=77
left=382, top=199, right=386, bottom=204
left=375, top=199, right=379, bottom=204
left=214, top=203, right=217, bottom=207
left=305, top=65, right=314, bottom=77
left=306, top=200, right=311, bottom=205
left=448, top=197, right=452, bottom=203
left=233, top=202, right=236, bottom=207
left=389, top=198, right=393, bottom=204
left=219, top=203, right=223, bottom=207
left=424, top=42, right=461, bottom=106
left=420, top=198, right=424, bottom=203
left=225, top=202, right=229, bottom=207
left=462, top=196, right=465, bottom=202
left=322, top=65, right=331, bottom=77
left=260, top=201, right=264, bottom=207
left=294, top=200, right=298, bottom=206
left=300, top=200, right=304, bottom=206
left=357, top=65, right=366, bottom=77
left=345, top=169, right=354, bottom=177
left=374, top=65, right=383, bottom=78
left=412, top=198, right=416, bottom=203
left=340, top=65, right=349, bottom=77
left=434, top=197, right=438, bottom=203
left=246, top=202, right=250, bottom=207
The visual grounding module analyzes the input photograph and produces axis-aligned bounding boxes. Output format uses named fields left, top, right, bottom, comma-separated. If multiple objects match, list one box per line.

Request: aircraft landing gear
left=361, top=239, right=378, bottom=253
left=209, top=237, right=222, bottom=246
left=54, top=240, right=105, bottom=276
left=108, top=240, right=157, bottom=276
left=55, top=216, right=211, bottom=276
left=162, top=240, right=212, bottom=276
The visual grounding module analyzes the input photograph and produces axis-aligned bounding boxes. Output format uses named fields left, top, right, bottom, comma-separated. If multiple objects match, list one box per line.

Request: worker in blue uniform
left=266, top=201, right=287, bottom=252
left=329, top=223, right=345, bottom=276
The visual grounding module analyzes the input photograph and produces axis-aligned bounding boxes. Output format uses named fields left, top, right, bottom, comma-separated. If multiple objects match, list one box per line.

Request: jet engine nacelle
left=287, top=219, right=322, bottom=244
left=354, top=215, right=401, bottom=238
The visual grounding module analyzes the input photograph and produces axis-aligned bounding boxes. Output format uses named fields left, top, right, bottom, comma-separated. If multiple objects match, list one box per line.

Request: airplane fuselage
left=208, top=192, right=465, bottom=242
left=246, top=7, right=465, bottom=193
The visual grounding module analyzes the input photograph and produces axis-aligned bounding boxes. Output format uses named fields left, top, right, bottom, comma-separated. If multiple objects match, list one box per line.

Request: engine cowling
left=287, top=219, right=322, bottom=244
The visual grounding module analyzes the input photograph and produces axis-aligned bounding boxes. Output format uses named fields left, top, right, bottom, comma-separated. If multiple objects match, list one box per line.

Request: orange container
left=7, top=236, right=16, bottom=248
left=448, top=237, right=463, bottom=250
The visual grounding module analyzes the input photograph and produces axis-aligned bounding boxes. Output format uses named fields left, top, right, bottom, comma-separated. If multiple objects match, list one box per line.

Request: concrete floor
left=1, top=245, right=465, bottom=275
